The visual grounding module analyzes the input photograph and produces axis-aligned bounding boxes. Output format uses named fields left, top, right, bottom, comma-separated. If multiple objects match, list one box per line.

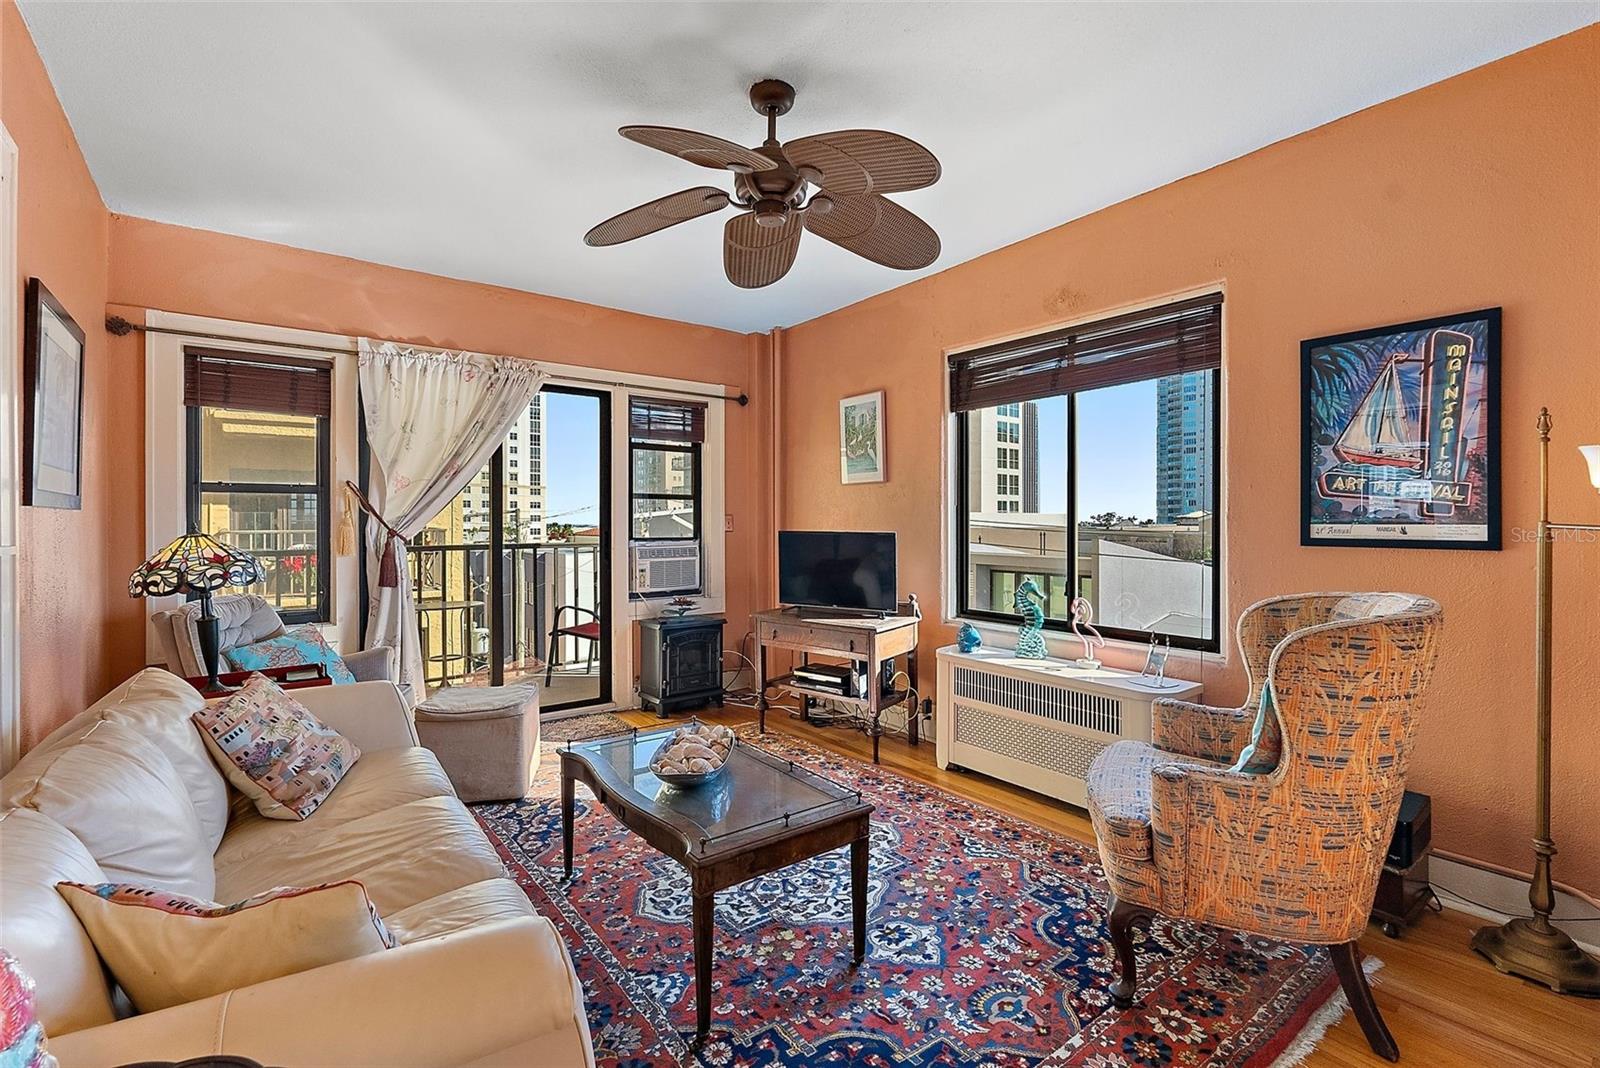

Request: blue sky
left=541, top=391, right=602, bottom=526
left=1035, top=380, right=1158, bottom=518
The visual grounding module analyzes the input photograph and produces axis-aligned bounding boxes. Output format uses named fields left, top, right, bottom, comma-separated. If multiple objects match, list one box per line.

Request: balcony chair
left=546, top=605, right=601, bottom=685
left=150, top=594, right=395, bottom=684
left=1086, top=592, right=1444, bottom=1062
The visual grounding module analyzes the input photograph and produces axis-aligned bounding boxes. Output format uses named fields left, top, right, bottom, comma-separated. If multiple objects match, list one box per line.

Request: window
left=185, top=348, right=331, bottom=623
left=951, top=294, right=1222, bottom=651
left=629, top=396, right=704, bottom=545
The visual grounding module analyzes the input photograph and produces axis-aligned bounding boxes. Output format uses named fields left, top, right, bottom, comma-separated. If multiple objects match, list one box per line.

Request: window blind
left=629, top=397, right=707, bottom=443
left=948, top=293, right=1223, bottom=412
left=184, top=348, right=332, bottom=418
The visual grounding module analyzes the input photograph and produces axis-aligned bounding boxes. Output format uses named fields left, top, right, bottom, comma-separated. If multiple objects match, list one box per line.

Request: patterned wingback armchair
left=1086, top=593, right=1443, bottom=1062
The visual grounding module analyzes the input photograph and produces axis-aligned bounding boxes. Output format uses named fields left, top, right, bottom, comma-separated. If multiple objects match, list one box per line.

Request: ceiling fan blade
left=584, top=187, right=730, bottom=247
left=782, top=130, right=940, bottom=196
left=620, top=126, right=779, bottom=174
left=724, top=211, right=803, bottom=288
left=804, top=193, right=939, bottom=269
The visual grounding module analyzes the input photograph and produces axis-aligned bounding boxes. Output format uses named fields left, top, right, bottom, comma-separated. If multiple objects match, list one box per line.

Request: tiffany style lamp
left=129, top=531, right=264, bottom=695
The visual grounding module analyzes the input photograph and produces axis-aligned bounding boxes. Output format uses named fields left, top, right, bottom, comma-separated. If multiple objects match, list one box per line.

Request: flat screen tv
left=778, top=531, right=897, bottom=613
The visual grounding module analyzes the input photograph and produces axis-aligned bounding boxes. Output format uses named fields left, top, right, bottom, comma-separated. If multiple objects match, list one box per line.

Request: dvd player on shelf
left=794, top=665, right=853, bottom=682
left=791, top=664, right=867, bottom=698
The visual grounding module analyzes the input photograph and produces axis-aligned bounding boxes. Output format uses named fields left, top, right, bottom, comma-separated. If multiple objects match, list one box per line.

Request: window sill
left=945, top=615, right=1222, bottom=667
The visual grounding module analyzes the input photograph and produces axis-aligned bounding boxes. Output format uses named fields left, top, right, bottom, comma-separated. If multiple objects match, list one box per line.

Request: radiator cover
left=935, top=645, right=1203, bottom=807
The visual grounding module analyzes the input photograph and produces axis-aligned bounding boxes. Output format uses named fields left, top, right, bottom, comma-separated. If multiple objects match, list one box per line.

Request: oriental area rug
left=473, top=727, right=1366, bottom=1068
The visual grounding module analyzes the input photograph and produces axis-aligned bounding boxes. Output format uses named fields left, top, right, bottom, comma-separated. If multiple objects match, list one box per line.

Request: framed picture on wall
left=22, top=279, right=86, bottom=510
left=1301, top=307, right=1500, bottom=550
left=839, top=390, right=886, bottom=484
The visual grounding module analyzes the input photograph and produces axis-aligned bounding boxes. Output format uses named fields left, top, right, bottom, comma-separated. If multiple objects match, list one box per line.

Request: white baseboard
left=1429, top=855, right=1600, bottom=955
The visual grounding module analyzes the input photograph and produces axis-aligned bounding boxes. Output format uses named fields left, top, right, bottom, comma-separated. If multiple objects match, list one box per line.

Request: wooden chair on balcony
left=546, top=605, right=601, bottom=685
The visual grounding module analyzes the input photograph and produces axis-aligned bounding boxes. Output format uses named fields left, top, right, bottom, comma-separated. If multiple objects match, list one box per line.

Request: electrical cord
left=1427, top=879, right=1600, bottom=924
left=719, top=634, right=804, bottom=714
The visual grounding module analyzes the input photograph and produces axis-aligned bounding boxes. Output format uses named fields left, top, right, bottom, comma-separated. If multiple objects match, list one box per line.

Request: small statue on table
left=1069, top=596, right=1106, bottom=668
left=1014, top=578, right=1049, bottom=659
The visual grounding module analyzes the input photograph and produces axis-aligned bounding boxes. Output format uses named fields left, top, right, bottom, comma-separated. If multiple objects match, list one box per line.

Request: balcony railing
left=214, top=527, right=320, bottom=614
left=408, top=541, right=602, bottom=695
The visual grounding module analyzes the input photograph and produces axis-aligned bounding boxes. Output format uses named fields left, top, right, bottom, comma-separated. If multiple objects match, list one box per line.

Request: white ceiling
left=18, top=1, right=1598, bottom=334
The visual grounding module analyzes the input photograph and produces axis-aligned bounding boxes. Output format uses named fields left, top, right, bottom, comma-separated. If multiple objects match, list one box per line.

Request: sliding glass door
left=409, top=386, right=610, bottom=711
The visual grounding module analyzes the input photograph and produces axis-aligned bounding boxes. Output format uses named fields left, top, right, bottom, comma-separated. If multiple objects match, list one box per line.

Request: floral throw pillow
left=57, top=880, right=395, bottom=1012
left=0, top=949, right=54, bottom=1068
left=225, top=623, right=358, bottom=685
left=193, top=673, right=360, bottom=820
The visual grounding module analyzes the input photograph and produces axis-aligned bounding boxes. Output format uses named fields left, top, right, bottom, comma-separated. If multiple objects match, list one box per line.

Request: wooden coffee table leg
left=561, top=770, right=575, bottom=880
left=755, top=642, right=768, bottom=734
left=852, top=831, right=869, bottom=963
left=693, top=887, right=714, bottom=1041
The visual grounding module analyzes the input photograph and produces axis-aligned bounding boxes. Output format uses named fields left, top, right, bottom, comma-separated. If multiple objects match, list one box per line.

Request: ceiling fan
left=584, top=79, right=941, bottom=288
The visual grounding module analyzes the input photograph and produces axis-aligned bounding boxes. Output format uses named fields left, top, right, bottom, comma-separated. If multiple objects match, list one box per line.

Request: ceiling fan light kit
left=585, top=79, right=941, bottom=288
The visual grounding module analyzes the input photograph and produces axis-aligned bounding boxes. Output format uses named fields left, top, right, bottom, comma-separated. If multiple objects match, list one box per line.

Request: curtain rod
left=104, top=315, right=750, bottom=406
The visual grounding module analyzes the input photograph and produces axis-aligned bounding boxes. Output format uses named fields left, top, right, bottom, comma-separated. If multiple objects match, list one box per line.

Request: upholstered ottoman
left=414, top=684, right=540, bottom=802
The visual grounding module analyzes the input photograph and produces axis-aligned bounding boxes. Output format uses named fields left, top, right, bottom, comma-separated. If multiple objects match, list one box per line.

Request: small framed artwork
left=22, top=279, right=86, bottom=510
left=1302, top=308, right=1500, bottom=550
left=840, top=390, right=885, bottom=484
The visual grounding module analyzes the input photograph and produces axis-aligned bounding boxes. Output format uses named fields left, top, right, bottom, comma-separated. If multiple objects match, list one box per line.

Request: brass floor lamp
left=1471, top=409, right=1600, bottom=995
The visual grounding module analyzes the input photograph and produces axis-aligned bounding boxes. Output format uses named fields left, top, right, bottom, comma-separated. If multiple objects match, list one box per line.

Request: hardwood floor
left=618, top=704, right=1600, bottom=1068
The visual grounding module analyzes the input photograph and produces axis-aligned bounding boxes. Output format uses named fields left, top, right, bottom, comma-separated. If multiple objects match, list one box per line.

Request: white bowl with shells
left=648, top=721, right=736, bottom=786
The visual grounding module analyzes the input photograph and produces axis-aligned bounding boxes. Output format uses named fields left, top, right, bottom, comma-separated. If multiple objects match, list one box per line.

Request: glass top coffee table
left=559, top=726, right=874, bottom=1042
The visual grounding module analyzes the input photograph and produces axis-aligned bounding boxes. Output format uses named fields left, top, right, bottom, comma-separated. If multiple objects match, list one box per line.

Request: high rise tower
left=1155, top=372, right=1214, bottom=522
left=966, top=401, right=1039, bottom=514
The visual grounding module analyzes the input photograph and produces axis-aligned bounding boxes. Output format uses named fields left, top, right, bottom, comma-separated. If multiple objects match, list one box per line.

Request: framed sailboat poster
left=1301, top=308, right=1500, bottom=550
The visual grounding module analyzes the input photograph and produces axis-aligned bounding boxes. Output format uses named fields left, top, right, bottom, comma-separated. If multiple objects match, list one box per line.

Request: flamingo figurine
left=1069, top=596, right=1105, bottom=668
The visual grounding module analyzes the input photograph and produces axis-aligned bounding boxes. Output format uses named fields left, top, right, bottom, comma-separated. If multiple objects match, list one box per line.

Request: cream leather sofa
left=0, top=668, right=594, bottom=1067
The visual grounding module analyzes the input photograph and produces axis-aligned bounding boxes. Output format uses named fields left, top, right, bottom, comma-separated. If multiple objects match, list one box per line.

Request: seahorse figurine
left=1069, top=596, right=1106, bottom=668
left=1013, top=578, right=1049, bottom=659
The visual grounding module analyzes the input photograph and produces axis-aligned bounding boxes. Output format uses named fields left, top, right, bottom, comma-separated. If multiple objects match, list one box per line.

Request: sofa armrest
left=49, top=917, right=595, bottom=1068
left=292, top=680, right=418, bottom=750
left=343, top=644, right=396, bottom=683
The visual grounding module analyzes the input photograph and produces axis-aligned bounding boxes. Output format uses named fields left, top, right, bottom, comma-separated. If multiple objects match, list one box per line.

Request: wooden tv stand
left=752, top=606, right=920, bottom=763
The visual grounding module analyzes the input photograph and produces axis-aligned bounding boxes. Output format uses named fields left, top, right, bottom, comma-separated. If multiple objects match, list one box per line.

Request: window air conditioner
left=631, top=541, right=701, bottom=594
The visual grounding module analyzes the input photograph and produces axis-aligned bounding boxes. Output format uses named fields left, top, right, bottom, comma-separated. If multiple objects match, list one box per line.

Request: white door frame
left=1, top=124, right=22, bottom=772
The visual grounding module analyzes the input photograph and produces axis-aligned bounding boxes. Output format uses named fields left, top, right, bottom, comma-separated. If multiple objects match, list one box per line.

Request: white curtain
left=357, top=339, right=546, bottom=702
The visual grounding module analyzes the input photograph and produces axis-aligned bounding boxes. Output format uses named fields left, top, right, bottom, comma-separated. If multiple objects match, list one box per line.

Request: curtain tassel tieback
left=335, top=485, right=358, bottom=557
left=343, top=481, right=405, bottom=589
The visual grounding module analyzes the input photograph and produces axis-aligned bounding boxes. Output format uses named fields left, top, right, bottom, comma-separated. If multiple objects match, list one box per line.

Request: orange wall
left=3, top=0, right=119, bottom=750
left=777, top=27, right=1600, bottom=889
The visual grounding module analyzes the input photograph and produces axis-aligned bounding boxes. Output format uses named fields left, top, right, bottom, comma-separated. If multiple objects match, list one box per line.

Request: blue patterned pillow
left=1230, top=683, right=1278, bottom=774
left=225, top=624, right=357, bottom=685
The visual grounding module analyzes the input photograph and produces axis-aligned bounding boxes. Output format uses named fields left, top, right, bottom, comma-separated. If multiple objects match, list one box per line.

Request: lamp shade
left=1580, top=445, right=1600, bottom=492
left=128, top=531, right=264, bottom=598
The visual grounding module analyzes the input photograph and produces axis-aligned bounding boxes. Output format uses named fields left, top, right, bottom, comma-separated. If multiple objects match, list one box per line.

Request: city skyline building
left=1155, top=372, right=1215, bottom=523
left=966, top=401, right=1040, bottom=514
left=460, top=393, right=548, bottom=543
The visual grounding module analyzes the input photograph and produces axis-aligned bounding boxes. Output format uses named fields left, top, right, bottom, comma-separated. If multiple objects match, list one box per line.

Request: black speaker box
left=1387, top=790, right=1432, bottom=869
